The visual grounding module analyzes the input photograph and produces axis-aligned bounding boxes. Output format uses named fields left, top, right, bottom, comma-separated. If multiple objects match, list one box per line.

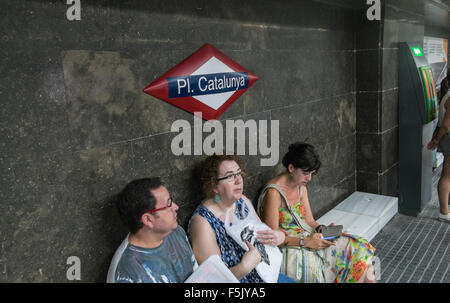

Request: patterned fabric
left=114, top=226, right=196, bottom=283
left=189, top=198, right=264, bottom=283
left=262, top=184, right=376, bottom=283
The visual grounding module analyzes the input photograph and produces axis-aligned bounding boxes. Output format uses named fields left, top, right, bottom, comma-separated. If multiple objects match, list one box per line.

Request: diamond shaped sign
left=143, top=44, right=258, bottom=120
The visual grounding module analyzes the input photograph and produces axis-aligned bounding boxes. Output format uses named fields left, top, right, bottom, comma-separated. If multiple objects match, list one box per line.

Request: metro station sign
left=143, top=44, right=258, bottom=120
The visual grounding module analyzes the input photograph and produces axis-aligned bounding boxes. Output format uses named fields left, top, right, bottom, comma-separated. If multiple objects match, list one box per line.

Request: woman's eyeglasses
left=216, top=171, right=246, bottom=182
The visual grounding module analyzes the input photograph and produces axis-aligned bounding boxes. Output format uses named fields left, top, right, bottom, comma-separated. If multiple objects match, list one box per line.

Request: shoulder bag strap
left=258, top=184, right=314, bottom=235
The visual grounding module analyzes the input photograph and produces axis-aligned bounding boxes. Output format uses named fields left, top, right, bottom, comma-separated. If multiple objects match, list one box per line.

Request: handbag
left=224, top=198, right=283, bottom=283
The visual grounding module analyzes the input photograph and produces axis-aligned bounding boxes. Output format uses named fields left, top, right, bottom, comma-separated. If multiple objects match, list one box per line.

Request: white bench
left=316, top=191, right=398, bottom=242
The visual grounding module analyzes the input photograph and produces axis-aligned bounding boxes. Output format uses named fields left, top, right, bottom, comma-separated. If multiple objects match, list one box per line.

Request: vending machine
left=399, top=42, right=439, bottom=216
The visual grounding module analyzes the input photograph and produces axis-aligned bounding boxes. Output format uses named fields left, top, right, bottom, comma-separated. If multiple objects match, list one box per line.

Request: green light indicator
left=412, top=47, right=423, bottom=56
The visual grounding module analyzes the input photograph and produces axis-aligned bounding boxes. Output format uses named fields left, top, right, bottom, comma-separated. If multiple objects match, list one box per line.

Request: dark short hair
left=200, top=153, right=243, bottom=198
left=116, top=178, right=164, bottom=234
left=281, top=142, right=321, bottom=173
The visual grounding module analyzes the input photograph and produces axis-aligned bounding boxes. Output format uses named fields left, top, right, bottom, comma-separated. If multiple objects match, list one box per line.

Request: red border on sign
left=143, top=44, right=258, bottom=120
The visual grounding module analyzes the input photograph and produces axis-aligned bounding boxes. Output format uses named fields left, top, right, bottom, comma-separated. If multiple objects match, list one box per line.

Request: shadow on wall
left=94, top=194, right=128, bottom=283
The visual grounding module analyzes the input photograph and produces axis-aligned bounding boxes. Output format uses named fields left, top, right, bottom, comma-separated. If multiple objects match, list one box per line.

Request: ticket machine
left=399, top=42, right=439, bottom=216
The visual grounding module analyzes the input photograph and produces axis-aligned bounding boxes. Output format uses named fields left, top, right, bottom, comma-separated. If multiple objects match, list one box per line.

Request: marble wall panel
left=356, top=91, right=380, bottom=133
left=380, top=163, right=399, bottom=197
left=356, top=49, right=381, bottom=92
left=381, top=126, right=399, bottom=172
left=356, top=171, right=379, bottom=194
left=357, top=133, right=382, bottom=172
left=380, top=88, right=399, bottom=132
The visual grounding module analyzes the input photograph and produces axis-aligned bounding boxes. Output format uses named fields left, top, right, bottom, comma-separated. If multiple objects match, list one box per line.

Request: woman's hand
left=241, top=241, right=262, bottom=273
left=427, top=138, right=439, bottom=150
left=304, top=233, right=336, bottom=250
left=256, top=229, right=286, bottom=246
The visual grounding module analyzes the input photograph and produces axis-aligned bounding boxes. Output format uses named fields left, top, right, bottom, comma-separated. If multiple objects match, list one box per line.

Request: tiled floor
left=370, top=167, right=450, bottom=283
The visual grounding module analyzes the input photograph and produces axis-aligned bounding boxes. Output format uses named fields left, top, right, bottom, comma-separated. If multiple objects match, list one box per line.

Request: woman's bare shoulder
left=265, top=174, right=285, bottom=187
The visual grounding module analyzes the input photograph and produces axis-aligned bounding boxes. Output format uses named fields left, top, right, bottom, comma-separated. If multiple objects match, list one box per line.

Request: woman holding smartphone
left=258, top=142, right=376, bottom=283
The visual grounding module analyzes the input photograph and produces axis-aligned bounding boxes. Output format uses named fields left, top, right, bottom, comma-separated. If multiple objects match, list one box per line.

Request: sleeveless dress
left=189, top=198, right=264, bottom=283
left=258, top=184, right=376, bottom=283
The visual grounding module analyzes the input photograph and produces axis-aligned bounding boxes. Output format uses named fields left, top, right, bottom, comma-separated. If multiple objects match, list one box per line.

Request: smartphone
left=322, top=236, right=339, bottom=241
left=321, top=225, right=343, bottom=241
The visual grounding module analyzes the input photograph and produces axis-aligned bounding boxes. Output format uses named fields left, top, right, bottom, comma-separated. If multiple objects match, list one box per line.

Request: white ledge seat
left=316, top=191, right=398, bottom=242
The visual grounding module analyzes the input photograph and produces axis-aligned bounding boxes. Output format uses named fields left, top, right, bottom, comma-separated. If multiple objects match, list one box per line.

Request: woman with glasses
left=188, top=154, right=287, bottom=283
left=257, top=142, right=376, bottom=283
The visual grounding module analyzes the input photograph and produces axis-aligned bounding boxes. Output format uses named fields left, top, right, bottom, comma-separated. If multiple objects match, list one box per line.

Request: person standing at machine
left=427, top=75, right=450, bottom=222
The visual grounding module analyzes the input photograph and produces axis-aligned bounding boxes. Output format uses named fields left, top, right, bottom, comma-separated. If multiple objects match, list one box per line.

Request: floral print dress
left=261, top=184, right=376, bottom=283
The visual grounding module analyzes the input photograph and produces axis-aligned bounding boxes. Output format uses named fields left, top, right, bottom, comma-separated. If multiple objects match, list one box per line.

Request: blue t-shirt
left=114, top=226, right=196, bottom=283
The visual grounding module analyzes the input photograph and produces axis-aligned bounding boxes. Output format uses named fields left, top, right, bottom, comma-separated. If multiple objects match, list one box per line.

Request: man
left=107, top=178, right=197, bottom=283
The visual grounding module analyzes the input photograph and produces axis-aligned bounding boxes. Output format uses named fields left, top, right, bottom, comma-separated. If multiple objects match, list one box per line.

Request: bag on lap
left=224, top=198, right=283, bottom=283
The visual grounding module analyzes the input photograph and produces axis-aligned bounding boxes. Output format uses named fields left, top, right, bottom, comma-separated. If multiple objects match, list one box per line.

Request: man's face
left=150, top=186, right=179, bottom=233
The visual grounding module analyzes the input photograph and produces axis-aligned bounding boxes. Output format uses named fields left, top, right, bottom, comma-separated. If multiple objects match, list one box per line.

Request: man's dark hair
left=116, top=178, right=164, bottom=234
left=281, top=142, right=321, bottom=173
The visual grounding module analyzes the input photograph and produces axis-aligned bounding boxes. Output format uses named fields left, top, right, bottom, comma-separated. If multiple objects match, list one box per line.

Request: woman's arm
left=189, top=213, right=261, bottom=280
left=301, top=186, right=320, bottom=230
left=189, top=215, right=222, bottom=265
left=260, top=188, right=299, bottom=247
left=429, top=97, right=450, bottom=149
left=260, top=189, right=281, bottom=229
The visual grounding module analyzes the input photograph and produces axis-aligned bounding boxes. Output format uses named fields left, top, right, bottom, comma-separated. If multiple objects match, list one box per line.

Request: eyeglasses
left=217, top=171, right=246, bottom=182
left=145, top=198, right=173, bottom=214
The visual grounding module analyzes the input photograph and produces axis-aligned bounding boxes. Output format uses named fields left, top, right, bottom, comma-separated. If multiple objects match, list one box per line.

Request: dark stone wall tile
left=271, top=104, right=313, bottom=151
left=68, top=143, right=135, bottom=186
left=309, top=173, right=356, bottom=219
left=263, top=25, right=354, bottom=51
left=244, top=168, right=282, bottom=209
left=357, top=133, right=381, bottom=172
left=356, top=92, right=380, bottom=133
left=356, top=49, right=381, bottom=92
left=385, top=0, right=425, bottom=19
left=382, top=49, right=399, bottom=91
left=62, top=50, right=202, bottom=149
left=383, top=19, right=399, bottom=49
left=380, top=163, right=398, bottom=197
left=272, top=93, right=355, bottom=152
left=380, top=88, right=399, bottom=132
left=355, top=7, right=382, bottom=50
left=314, top=135, right=356, bottom=188
left=397, top=18, right=425, bottom=44
left=381, top=126, right=399, bottom=172
left=0, top=43, right=71, bottom=156
left=357, top=171, right=379, bottom=193
left=1, top=183, right=128, bottom=282
left=384, top=1, right=425, bottom=47
left=245, top=50, right=355, bottom=115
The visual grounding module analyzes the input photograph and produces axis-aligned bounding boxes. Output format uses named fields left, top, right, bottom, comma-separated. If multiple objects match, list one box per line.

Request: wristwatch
left=299, top=234, right=305, bottom=247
